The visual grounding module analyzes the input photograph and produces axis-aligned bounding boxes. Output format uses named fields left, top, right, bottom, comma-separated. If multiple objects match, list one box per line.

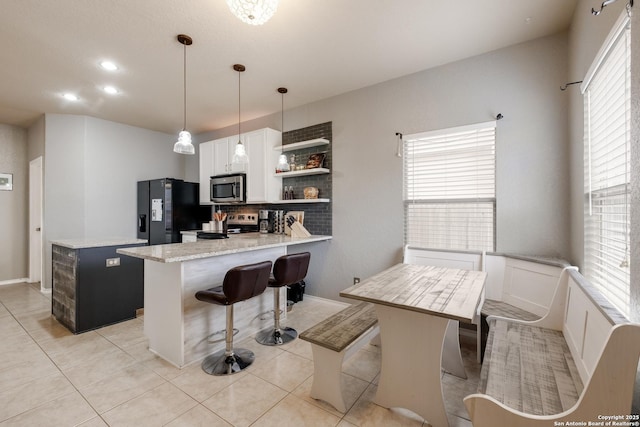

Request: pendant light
left=173, top=34, right=195, bottom=155
left=226, top=0, right=279, bottom=26
left=231, top=64, right=249, bottom=167
left=276, top=87, right=290, bottom=172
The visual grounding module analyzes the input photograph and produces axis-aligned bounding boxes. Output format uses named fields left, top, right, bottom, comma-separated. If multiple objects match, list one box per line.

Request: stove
left=226, top=212, right=259, bottom=233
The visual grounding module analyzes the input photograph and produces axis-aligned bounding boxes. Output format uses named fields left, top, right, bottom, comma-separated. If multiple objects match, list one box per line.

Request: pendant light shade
left=231, top=64, right=248, bottom=167
left=173, top=34, right=195, bottom=155
left=226, top=0, right=279, bottom=26
left=276, top=87, right=289, bottom=172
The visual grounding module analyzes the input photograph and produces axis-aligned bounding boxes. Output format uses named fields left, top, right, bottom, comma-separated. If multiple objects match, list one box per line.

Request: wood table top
left=340, top=263, right=487, bottom=323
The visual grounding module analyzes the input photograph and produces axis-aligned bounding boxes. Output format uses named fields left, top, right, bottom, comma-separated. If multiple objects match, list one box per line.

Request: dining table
left=340, top=263, right=487, bottom=427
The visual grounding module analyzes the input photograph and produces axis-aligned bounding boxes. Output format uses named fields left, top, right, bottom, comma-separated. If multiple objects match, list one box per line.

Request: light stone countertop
left=51, top=238, right=148, bottom=249
left=117, top=233, right=332, bottom=263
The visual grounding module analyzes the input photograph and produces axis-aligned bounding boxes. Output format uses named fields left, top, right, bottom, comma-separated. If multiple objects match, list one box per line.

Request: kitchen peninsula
left=117, top=233, right=331, bottom=368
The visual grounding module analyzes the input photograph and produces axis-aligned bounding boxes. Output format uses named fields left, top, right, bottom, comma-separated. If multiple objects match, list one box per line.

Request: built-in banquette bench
left=464, top=268, right=640, bottom=426
left=404, top=247, right=576, bottom=363
left=299, top=301, right=379, bottom=412
left=404, top=246, right=640, bottom=423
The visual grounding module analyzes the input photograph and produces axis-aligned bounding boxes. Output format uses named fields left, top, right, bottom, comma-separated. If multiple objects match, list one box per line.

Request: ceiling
left=0, top=0, right=578, bottom=136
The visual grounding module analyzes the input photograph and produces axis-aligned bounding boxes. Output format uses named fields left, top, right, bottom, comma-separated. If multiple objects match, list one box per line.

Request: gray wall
left=0, top=124, right=28, bottom=281
left=42, top=114, right=185, bottom=289
left=197, top=32, right=570, bottom=300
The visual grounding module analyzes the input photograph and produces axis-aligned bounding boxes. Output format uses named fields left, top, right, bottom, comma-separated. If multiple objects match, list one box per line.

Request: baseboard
left=0, top=278, right=29, bottom=286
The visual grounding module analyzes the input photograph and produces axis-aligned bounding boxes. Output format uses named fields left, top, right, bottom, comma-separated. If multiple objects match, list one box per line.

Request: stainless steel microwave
left=210, top=173, right=246, bottom=203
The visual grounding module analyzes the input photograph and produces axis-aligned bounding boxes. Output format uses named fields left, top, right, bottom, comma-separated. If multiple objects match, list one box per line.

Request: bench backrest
left=563, top=269, right=629, bottom=381
left=403, top=246, right=483, bottom=271
left=484, top=255, right=568, bottom=317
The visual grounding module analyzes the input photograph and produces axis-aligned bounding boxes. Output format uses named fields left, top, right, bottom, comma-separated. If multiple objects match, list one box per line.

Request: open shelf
left=274, top=138, right=330, bottom=152
left=274, top=167, right=330, bottom=178
left=270, top=198, right=330, bottom=204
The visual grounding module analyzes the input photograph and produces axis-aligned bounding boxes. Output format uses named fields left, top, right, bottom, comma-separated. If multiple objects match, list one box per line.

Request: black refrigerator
left=137, top=178, right=210, bottom=245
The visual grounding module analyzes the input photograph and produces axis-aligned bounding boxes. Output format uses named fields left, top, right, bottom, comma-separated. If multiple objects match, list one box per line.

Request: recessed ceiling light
left=100, top=61, right=118, bottom=71
left=63, top=93, right=79, bottom=101
left=103, top=86, right=119, bottom=95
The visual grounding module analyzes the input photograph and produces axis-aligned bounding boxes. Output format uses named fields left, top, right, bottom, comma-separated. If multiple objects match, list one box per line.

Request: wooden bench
left=464, top=269, right=640, bottom=426
left=299, top=301, right=379, bottom=412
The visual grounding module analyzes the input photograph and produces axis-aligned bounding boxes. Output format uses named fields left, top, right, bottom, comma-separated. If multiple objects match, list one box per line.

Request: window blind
left=404, top=122, right=496, bottom=251
left=583, top=16, right=630, bottom=317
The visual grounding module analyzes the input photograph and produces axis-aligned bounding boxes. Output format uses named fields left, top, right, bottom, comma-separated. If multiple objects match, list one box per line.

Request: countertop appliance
left=138, top=178, right=211, bottom=245
left=210, top=173, right=246, bottom=204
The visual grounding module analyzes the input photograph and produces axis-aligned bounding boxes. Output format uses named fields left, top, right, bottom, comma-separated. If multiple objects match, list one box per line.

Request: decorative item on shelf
left=305, top=153, right=325, bottom=169
left=303, top=187, right=319, bottom=199
left=289, top=154, right=296, bottom=170
left=173, top=34, right=195, bottom=155
left=226, top=0, right=279, bottom=26
left=231, top=64, right=249, bottom=167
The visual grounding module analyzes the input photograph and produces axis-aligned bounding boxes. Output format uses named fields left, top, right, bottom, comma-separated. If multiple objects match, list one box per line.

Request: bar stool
left=256, top=252, right=310, bottom=346
left=195, top=260, right=272, bottom=375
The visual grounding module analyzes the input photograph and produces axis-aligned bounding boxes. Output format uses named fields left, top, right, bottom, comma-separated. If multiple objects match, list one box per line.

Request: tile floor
left=0, top=282, right=479, bottom=426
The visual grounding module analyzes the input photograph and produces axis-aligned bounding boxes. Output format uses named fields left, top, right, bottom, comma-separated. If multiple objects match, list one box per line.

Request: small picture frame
left=305, top=153, right=326, bottom=169
left=0, top=173, right=13, bottom=191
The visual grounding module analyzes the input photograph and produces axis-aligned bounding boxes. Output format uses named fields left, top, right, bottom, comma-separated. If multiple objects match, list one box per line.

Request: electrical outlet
left=353, top=277, right=360, bottom=285
left=106, top=257, right=120, bottom=267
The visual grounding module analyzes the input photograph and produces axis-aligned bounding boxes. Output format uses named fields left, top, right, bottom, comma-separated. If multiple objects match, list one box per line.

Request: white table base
left=374, top=304, right=451, bottom=427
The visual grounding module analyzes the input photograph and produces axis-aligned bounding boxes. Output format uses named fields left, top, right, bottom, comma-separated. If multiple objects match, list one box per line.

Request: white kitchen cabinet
left=214, top=137, right=247, bottom=176
left=199, top=128, right=282, bottom=205
left=199, top=141, right=214, bottom=204
left=245, top=128, right=281, bottom=203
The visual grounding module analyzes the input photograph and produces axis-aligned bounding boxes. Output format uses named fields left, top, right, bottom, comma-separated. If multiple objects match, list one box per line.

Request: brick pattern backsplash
left=223, top=122, right=332, bottom=236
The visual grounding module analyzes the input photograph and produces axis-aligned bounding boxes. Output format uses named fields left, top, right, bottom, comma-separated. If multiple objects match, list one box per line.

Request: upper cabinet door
left=245, top=128, right=281, bottom=203
left=213, top=137, right=231, bottom=176
left=199, top=141, right=215, bottom=205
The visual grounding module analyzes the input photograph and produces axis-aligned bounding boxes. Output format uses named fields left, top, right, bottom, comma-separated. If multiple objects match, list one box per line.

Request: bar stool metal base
left=201, top=348, right=255, bottom=375
left=255, top=327, right=298, bottom=346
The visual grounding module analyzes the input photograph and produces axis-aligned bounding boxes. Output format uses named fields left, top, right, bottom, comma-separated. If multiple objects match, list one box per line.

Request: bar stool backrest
left=223, top=260, right=272, bottom=304
left=273, top=252, right=311, bottom=286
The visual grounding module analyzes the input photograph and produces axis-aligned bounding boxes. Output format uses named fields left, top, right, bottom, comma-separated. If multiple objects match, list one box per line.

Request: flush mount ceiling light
left=103, top=86, right=118, bottom=95
left=173, top=34, right=195, bottom=155
left=226, top=0, right=279, bottom=25
left=231, top=64, right=249, bottom=167
left=100, top=61, right=118, bottom=71
left=63, top=93, right=78, bottom=101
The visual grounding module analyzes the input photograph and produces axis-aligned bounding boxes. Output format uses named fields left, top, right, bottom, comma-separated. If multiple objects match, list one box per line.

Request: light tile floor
left=0, top=282, right=478, bottom=426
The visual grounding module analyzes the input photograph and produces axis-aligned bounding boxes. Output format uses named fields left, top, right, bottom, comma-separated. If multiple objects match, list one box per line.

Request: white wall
left=42, top=114, right=185, bottom=289
left=197, top=32, right=570, bottom=300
